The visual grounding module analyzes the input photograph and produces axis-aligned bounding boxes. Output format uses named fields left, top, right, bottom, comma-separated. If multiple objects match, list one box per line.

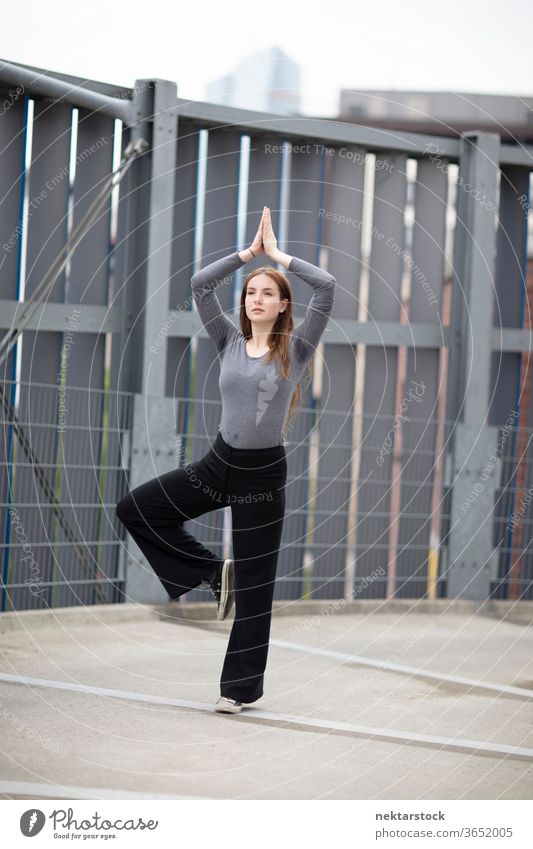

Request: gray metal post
left=120, top=78, right=180, bottom=600
left=447, top=132, right=502, bottom=599
left=133, top=78, right=178, bottom=397
left=123, top=393, right=178, bottom=603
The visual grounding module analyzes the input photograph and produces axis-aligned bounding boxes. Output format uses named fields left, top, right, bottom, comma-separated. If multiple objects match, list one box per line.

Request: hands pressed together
left=246, top=206, right=287, bottom=265
left=237, top=206, right=292, bottom=269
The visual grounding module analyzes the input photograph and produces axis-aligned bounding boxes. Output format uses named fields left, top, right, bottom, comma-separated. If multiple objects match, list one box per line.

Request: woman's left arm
left=276, top=250, right=336, bottom=362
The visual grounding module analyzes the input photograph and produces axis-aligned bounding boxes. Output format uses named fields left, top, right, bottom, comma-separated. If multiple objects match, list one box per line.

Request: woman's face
left=245, top=274, right=288, bottom=324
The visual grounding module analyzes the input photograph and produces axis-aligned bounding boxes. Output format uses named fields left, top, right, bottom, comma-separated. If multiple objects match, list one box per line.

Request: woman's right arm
left=269, top=249, right=336, bottom=363
left=191, top=249, right=254, bottom=353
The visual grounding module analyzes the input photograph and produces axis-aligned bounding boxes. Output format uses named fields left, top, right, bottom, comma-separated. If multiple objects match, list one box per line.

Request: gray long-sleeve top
left=191, top=251, right=336, bottom=448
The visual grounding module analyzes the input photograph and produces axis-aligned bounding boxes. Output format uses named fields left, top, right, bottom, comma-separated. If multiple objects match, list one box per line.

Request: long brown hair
left=239, top=266, right=313, bottom=436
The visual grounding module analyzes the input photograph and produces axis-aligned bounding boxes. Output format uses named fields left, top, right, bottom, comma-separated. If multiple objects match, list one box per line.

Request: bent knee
left=116, top=493, right=134, bottom=523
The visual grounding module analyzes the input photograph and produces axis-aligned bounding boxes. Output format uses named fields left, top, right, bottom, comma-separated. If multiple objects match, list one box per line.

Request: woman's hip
left=210, top=431, right=286, bottom=474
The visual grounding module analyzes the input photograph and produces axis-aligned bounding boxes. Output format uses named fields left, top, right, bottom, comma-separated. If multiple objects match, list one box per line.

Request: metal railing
left=0, top=58, right=532, bottom=609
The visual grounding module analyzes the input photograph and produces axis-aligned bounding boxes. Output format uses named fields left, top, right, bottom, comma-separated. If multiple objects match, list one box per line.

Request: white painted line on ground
left=0, top=779, right=206, bottom=800
left=270, top=638, right=533, bottom=698
left=0, top=672, right=214, bottom=709
left=1, top=672, right=532, bottom=760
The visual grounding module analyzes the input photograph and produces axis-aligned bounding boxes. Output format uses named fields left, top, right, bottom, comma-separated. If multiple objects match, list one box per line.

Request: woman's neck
left=247, top=327, right=272, bottom=351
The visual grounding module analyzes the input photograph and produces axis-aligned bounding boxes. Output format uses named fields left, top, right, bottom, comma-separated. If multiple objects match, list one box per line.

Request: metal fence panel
left=0, top=64, right=531, bottom=609
left=312, top=143, right=365, bottom=600
left=357, top=154, right=408, bottom=599
left=395, top=157, right=447, bottom=598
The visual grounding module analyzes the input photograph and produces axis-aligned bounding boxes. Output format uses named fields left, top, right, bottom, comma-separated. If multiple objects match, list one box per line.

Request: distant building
left=206, top=46, right=301, bottom=116
left=338, top=89, right=533, bottom=143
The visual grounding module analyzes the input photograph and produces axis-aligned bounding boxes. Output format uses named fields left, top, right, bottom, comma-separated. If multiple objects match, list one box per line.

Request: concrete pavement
left=1, top=599, right=532, bottom=800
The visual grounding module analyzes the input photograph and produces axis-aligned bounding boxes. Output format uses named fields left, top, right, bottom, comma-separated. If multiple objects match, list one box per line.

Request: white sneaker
left=215, top=696, right=243, bottom=713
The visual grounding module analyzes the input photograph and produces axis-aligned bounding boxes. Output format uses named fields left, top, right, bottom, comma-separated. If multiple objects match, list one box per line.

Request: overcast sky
left=2, top=0, right=532, bottom=116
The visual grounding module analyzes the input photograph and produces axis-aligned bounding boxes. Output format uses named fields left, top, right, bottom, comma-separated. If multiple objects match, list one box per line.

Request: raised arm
left=191, top=215, right=264, bottom=353
left=288, top=257, right=335, bottom=361
left=190, top=252, right=244, bottom=354
left=260, top=207, right=336, bottom=363
left=279, top=255, right=336, bottom=362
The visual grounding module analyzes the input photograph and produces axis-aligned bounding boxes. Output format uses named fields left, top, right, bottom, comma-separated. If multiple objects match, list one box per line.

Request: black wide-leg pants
left=116, top=432, right=287, bottom=704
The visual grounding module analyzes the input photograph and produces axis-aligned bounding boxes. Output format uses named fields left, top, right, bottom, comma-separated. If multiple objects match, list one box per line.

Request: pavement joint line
left=269, top=639, right=533, bottom=699
left=0, top=779, right=207, bottom=800
left=1, top=672, right=532, bottom=761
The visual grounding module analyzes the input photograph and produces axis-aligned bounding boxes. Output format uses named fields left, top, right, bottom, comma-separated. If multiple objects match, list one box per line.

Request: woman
left=116, top=206, right=335, bottom=713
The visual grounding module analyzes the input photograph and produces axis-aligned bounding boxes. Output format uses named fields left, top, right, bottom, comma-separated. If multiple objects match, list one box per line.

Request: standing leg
left=220, top=489, right=285, bottom=703
left=116, top=452, right=227, bottom=599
